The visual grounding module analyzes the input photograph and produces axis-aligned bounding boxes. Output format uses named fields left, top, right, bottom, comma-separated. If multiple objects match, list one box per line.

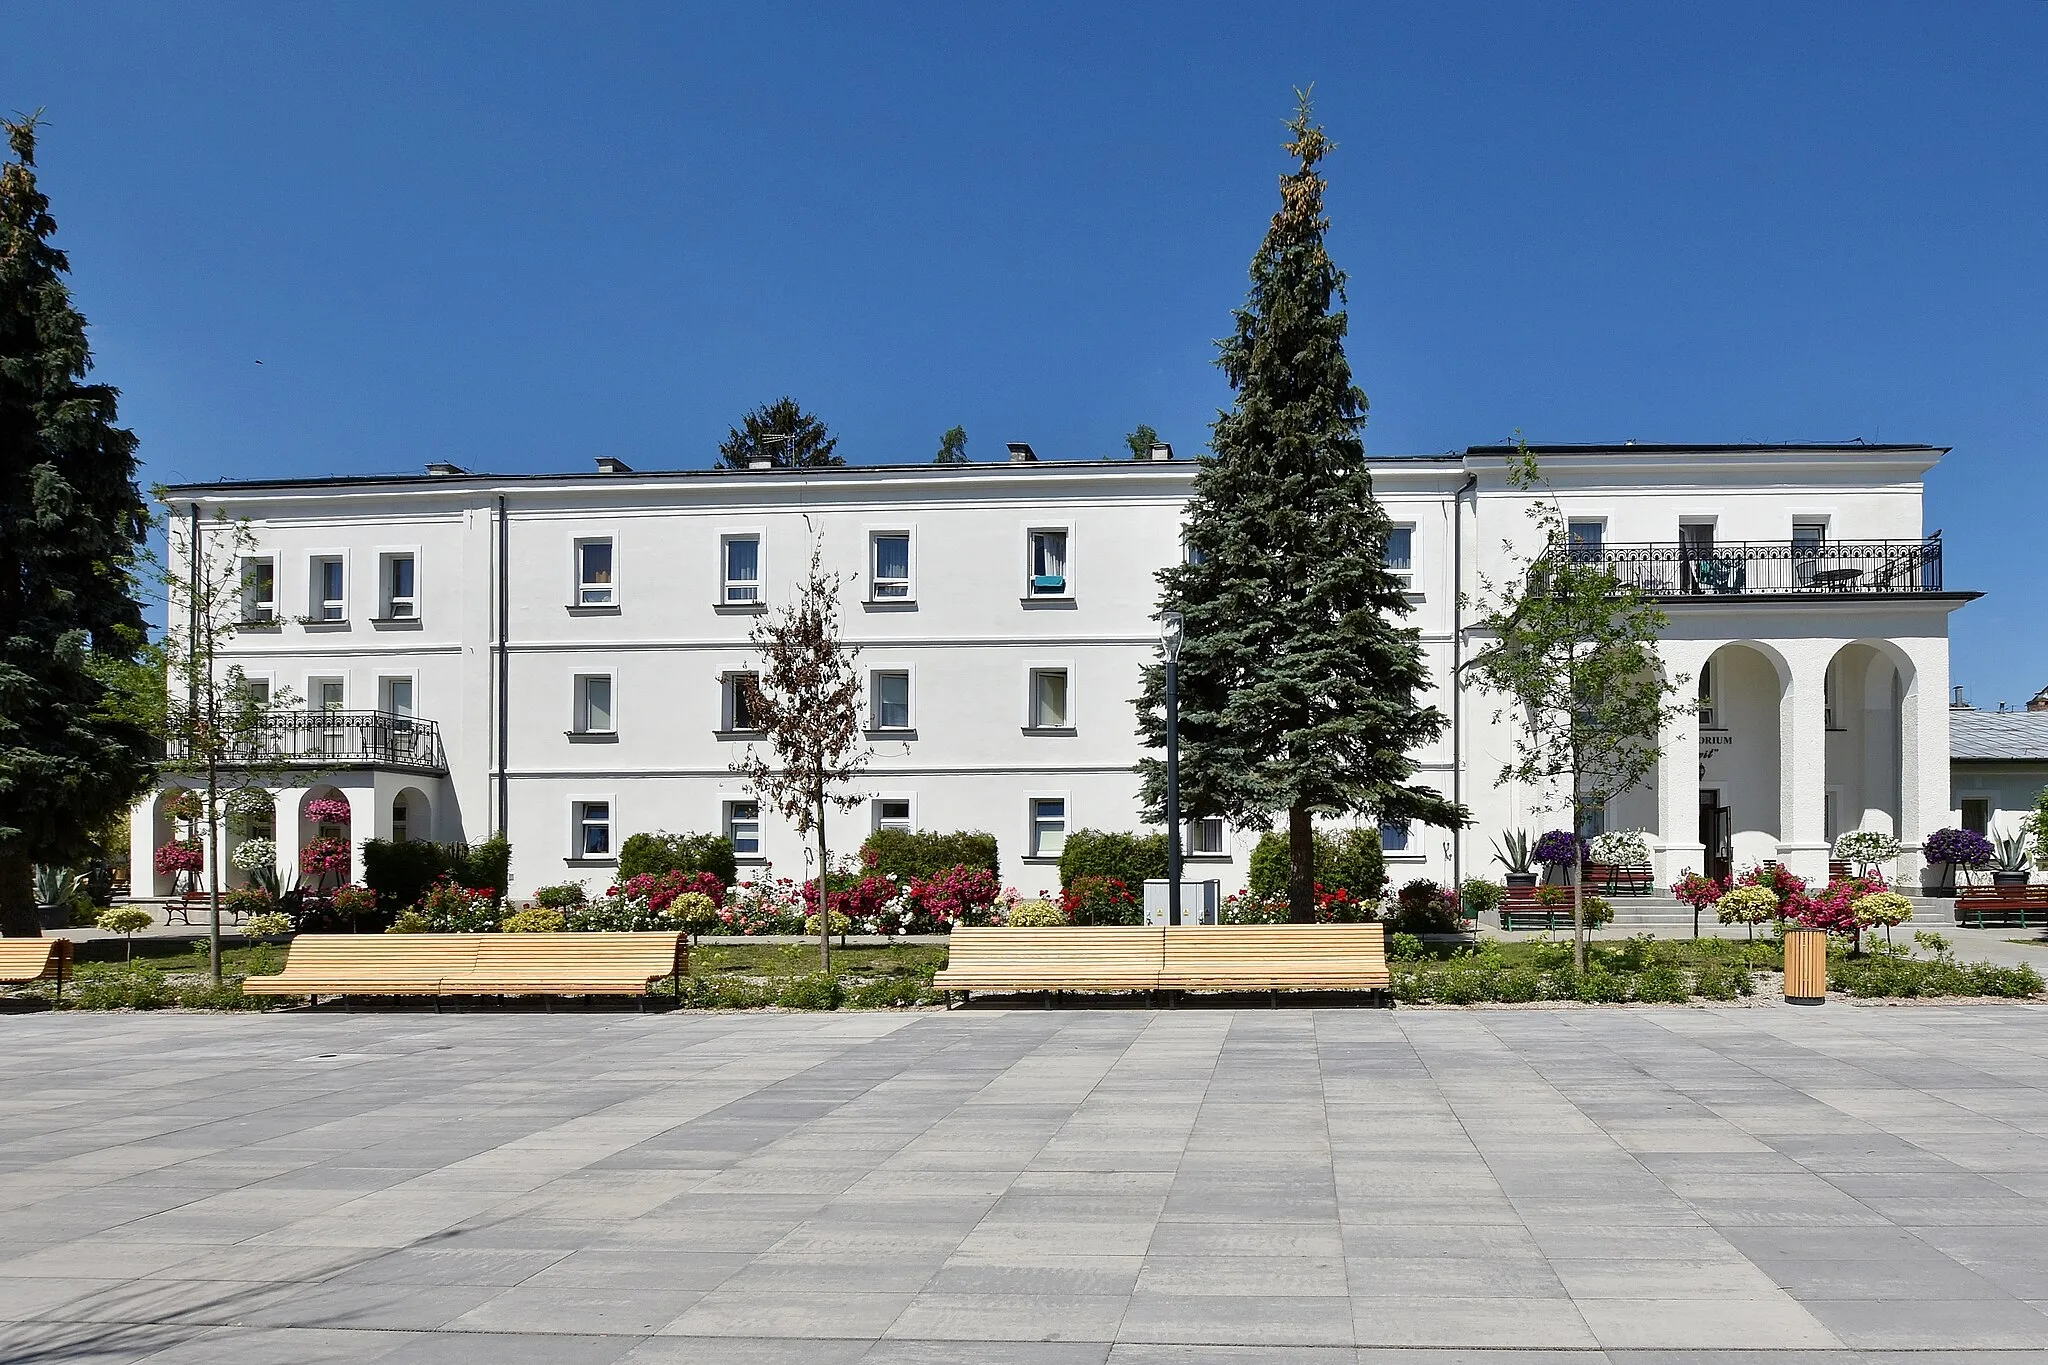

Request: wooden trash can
left=1783, top=928, right=1827, bottom=1005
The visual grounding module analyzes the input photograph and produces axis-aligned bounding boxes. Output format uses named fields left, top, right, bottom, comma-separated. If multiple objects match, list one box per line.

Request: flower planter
left=1783, top=928, right=1827, bottom=1005
left=36, top=902, right=70, bottom=931
left=1993, top=871, right=2030, bottom=889
left=1505, top=872, right=1537, bottom=890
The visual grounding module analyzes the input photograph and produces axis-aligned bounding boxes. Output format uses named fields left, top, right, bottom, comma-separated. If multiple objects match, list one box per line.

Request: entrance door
left=1699, top=790, right=1733, bottom=883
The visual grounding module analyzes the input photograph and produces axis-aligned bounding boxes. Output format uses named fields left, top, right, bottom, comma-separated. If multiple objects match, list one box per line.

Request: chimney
left=2029, top=687, right=2048, bottom=713
left=595, top=457, right=633, bottom=474
left=1007, top=442, right=1037, bottom=463
left=425, top=462, right=467, bottom=476
left=1951, top=685, right=1971, bottom=709
left=1148, top=442, right=1174, bottom=461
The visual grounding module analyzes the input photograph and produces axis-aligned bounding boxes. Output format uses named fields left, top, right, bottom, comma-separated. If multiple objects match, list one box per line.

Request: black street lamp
left=1161, top=611, right=1184, bottom=927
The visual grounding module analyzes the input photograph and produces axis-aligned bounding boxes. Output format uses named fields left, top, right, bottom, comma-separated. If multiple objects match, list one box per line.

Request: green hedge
left=1058, top=829, right=1168, bottom=890
left=616, top=831, right=737, bottom=885
left=860, top=829, right=999, bottom=881
left=1246, top=827, right=1385, bottom=901
left=361, top=832, right=510, bottom=909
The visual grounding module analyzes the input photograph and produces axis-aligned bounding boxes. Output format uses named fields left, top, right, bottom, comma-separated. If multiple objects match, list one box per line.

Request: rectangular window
left=1577, top=803, right=1607, bottom=839
left=312, top=678, right=345, bottom=755
left=383, top=554, right=416, bottom=619
left=1697, top=661, right=1717, bottom=729
left=1793, top=520, right=1828, bottom=589
left=1962, top=798, right=1990, bottom=836
left=391, top=795, right=412, bottom=844
left=1030, top=797, right=1067, bottom=857
left=1378, top=818, right=1410, bottom=853
left=576, top=801, right=611, bottom=857
left=1029, top=668, right=1069, bottom=730
left=1567, top=520, right=1604, bottom=564
left=241, top=676, right=272, bottom=707
left=871, top=533, right=911, bottom=599
left=873, top=798, right=912, bottom=833
left=872, top=670, right=911, bottom=730
left=313, top=556, right=345, bottom=621
left=313, top=678, right=345, bottom=712
left=576, top=675, right=614, bottom=734
left=726, top=800, right=762, bottom=856
left=1183, top=532, right=1207, bottom=566
left=1189, top=816, right=1226, bottom=856
left=723, top=672, right=761, bottom=733
left=1384, top=526, right=1414, bottom=589
left=241, top=558, right=276, bottom=624
left=380, top=677, right=414, bottom=718
left=1028, top=529, right=1068, bottom=596
left=723, top=536, right=761, bottom=604
left=1824, top=790, right=1839, bottom=844
left=576, top=539, right=615, bottom=607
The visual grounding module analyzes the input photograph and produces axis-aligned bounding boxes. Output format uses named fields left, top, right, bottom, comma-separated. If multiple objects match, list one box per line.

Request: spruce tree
left=1136, top=95, right=1460, bottom=923
left=0, top=116, right=156, bottom=937
left=717, top=397, right=842, bottom=468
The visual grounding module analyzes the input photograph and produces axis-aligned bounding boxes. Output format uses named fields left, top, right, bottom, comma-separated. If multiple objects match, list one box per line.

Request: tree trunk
left=0, top=848, right=41, bottom=938
left=1287, top=804, right=1315, bottom=924
left=208, top=763, right=223, bottom=984
left=1571, top=856, right=1586, bottom=972
left=815, top=788, right=831, bottom=975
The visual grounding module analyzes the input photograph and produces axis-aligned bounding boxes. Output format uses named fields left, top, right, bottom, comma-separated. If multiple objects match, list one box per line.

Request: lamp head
left=1159, top=611, right=1184, bottom=662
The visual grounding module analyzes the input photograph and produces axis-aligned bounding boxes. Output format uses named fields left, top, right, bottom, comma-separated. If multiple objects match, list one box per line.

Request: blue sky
left=7, top=2, right=2045, bottom=702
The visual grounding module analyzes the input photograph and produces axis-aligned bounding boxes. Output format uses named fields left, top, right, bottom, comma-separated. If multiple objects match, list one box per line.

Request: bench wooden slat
left=0, top=939, right=70, bottom=987
left=240, top=933, right=686, bottom=997
left=932, top=927, right=1163, bottom=992
left=1159, top=924, right=1388, bottom=990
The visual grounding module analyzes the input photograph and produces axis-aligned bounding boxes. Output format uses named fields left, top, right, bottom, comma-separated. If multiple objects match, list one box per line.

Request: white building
left=133, top=441, right=1973, bottom=902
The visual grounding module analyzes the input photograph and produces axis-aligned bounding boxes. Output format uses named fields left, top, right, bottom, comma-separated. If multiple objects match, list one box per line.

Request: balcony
left=167, top=710, right=447, bottom=775
left=1557, top=536, right=1945, bottom=599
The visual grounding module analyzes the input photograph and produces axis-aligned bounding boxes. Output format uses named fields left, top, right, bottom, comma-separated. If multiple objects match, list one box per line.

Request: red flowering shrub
left=1061, top=875, right=1141, bottom=926
left=303, top=797, right=353, bottom=825
left=908, top=864, right=1003, bottom=929
left=1670, top=872, right=1724, bottom=910
left=154, top=841, right=204, bottom=875
left=619, top=869, right=726, bottom=914
left=299, top=836, right=350, bottom=878
left=1792, top=874, right=1889, bottom=950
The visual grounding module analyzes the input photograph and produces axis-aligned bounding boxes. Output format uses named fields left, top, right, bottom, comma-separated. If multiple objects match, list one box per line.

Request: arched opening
left=225, top=788, right=277, bottom=890
left=390, top=786, right=431, bottom=844
left=1823, top=641, right=1913, bottom=874
left=297, top=785, right=354, bottom=891
left=1697, top=643, right=1787, bottom=882
left=150, top=787, right=202, bottom=898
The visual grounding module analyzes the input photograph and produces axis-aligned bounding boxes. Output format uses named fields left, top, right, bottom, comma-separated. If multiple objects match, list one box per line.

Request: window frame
left=573, top=535, right=618, bottom=610
left=377, top=673, right=417, bottom=719
left=1025, top=793, right=1070, bottom=860
left=572, top=671, right=617, bottom=736
left=868, top=665, right=914, bottom=735
left=720, top=531, right=765, bottom=607
left=1023, top=662, right=1075, bottom=733
left=377, top=548, right=421, bottom=622
left=725, top=798, right=765, bottom=861
left=1383, top=523, right=1416, bottom=592
left=871, top=794, right=915, bottom=835
left=867, top=529, right=914, bottom=603
left=240, top=555, right=277, bottom=626
left=720, top=670, right=765, bottom=736
left=569, top=796, right=616, bottom=862
left=1023, top=524, right=1074, bottom=600
left=1697, top=659, right=1719, bottom=730
left=1187, top=815, right=1228, bottom=858
left=307, top=551, right=348, bottom=624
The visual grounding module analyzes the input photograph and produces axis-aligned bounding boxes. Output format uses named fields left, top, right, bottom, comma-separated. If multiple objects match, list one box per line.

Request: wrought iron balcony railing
left=1554, top=536, right=1944, bottom=598
left=167, top=710, right=447, bottom=774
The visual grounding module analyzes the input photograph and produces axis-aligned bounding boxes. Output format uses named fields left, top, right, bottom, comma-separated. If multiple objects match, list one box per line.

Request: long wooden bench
left=0, top=939, right=73, bottom=1002
left=241, top=932, right=686, bottom=1006
left=1585, top=862, right=1654, bottom=896
left=1955, top=884, right=2048, bottom=929
left=931, top=924, right=1389, bottom=1005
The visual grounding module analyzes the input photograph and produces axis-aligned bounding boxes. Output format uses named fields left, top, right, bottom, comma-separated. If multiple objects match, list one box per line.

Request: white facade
left=135, top=443, right=1972, bottom=901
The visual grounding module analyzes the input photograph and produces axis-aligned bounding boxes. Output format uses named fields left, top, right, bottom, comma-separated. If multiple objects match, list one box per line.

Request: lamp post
left=1161, top=611, right=1184, bottom=927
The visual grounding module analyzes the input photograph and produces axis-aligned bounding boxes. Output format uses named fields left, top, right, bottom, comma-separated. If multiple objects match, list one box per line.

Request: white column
left=1655, top=642, right=1708, bottom=884
left=127, top=797, right=156, bottom=901
left=1896, top=638, right=1949, bottom=893
left=1779, top=645, right=1832, bottom=884
left=272, top=786, right=305, bottom=896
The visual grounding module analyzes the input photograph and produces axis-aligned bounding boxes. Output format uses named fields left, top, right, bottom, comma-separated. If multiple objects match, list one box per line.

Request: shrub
left=1575, top=966, right=1629, bottom=1003
left=1007, top=900, right=1066, bottom=927
left=1222, top=889, right=1288, bottom=924
left=681, top=976, right=773, bottom=1009
left=1061, top=875, right=1142, bottom=926
left=616, top=831, right=738, bottom=886
left=1388, top=932, right=1424, bottom=961
left=804, top=910, right=854, bottom=937
left=1632, top=965, right=1689, bottom=1003
left=415, top=879, right=498, bottom=932
left=775, top=973, right=844, bottom=1010
left=906, top=865, right=1005, bottom=928
left=861, top=828, right=1000, bottom=882
left=362, top=836, right=512, bottom=909
left=1058, top=829, right=1168, bottom=890
left=1716, top=885, right=1780, bottom=931
left=671, top=891, right=720, bottom=937
left=223, top=884, right=273, bottom=916
left=386, top=910, right=431, bottom=934
left=846, top=975, right=935, bottom=1008
left=331, top=884, right=378, bottom=915
left=1389, top=879, right=1462, bottom=935
left=1833, top=828, right=1902, bottom=873
left=453, top=833, right=512, bottom=897
left=531, top=882, right=587, bottom=908
left=501, top=906, right=566, bottom=933
left=299, top=836, right=350, bottom=878
left=244, top=910, right=294, bottom=938
left=1460, top=879, right=1506, bottom=919
left=1247, top=827, right=1386, bottom=901
left=1533, top=885, right=1614, bottom=927
left=1588, top=830, right=1650, bottom=867
left=1670, top=872, right=1723, bottom=910
left=1854, top=890, right=1915, bottom=943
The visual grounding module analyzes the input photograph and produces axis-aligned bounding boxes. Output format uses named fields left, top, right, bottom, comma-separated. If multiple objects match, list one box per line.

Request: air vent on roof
left=748, top=458, right=775, bottom=470
left=1148, top=443, right=1174, bottom=461
left=426, top=462, right=467, bottom=476
left=595, top=457, right=632, bottom=474
left=1007, top=442, right=1037, bottom=463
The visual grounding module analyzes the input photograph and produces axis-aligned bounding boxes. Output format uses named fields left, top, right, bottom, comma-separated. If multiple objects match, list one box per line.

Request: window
left=1823, top=663, right=1840, bottom=731
left=1030, top=798, right=1067, bottom=857
left=1378, top=818, right=1410, bottom=853
left=312, top=556, right=345, bottom=621
left=238, top=675, right=272, bottom=708
left=723, top=535, right=761, bottom=604
left=1384, top=526, right=1414, bottom=589
left=380, top=677, right=414, bottom=719
left=871, top=670, right=911, bottom=731
left=1577, top=803, right=1607, bottom=839
left=575, top=675, right=614, bottom=734
left=1697, top=660, right=1717, bottom=729
left=576, top=539, right=614, bottom=607
left=391, top=796, right=412, bottom=843
left=241, top=558, right=276, bottom=624
left=1567, top=521, right=1604, bottom=563
left=726, top=800, right=762, bottom=857
left=383, top=554, right=416, bottom=619
left=1188, top=816, right=1226, bottom=856
left=1028, top=668, right=1070, bottom=730
left=873, top=798, right=912, bottom=833
left=1824, top=790, right=1839, bottom=844
left=1962, top=798, right=1990, bottom=836
left=312, top=678, right=345, bottom=712
left=575, top=801, right=612, bottom=857
left=871, top=533, right=910, bottom=599
left=1793, top=520, right=1828, bottom=588
left=722, top=672, right=761, bottom=733
left=1182, top=532, right=1207, bottom=566
left=1028, top=529, right=1068, bottom=596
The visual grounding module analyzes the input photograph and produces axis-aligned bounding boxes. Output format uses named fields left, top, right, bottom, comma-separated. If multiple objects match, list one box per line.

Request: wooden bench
left=0, top=939, right=73, bottom=1002
left=1954, top=885, right=2048, bottom=929
left=1500, top=907, right=1582, bottom=931
left=1585, top=863, right=1653, bottom=896
left=931, top=925, right=1390, bottom=1005
left=240, top=932, right=687, bottom=1006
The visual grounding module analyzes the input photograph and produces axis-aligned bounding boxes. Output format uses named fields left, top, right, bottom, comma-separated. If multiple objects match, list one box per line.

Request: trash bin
left=1783, top=928, right=1827, bottom=1005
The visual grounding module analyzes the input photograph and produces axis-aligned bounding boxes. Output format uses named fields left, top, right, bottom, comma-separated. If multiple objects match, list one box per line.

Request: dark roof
left=1951, top=708, right=2048, bottom=762
left=1464, top=442, right=1946, bottom=456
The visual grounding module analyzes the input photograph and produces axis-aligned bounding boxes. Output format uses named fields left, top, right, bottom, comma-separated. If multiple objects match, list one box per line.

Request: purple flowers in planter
left=1533, top=830, right=1586, bottom=867
left=1924, top=827, right=1994, bottom=869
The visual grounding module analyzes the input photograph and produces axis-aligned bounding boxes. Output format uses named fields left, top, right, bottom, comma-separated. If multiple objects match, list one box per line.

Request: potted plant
left=1492, top=830, right=1537, bottom=890
left=1533, top=829, right=1585, bottom=884
left=1832, top=828, right=1901, bottom=880
left=1992, top=820, right=2034, bottom=889
left=1923, top=827, right=1994, bottom=896
left=33, top=864, right=84, bottom=931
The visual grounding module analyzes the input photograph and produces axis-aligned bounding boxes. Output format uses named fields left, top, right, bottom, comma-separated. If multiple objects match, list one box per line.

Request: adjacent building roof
left=1951, top=708, right=2048, bottom=762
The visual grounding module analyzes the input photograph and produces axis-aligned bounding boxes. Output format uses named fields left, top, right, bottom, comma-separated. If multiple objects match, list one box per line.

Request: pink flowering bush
left=154, top=841, right=204, bottom=875
left=299, top=836, right=350, bottom=878
left=303, top=797, right=352, bottom=825
left=618, top=869, right=726, bottom=913
left=1791, top=873, right=1889, bottom=952
left=331, top=884, right=378, bottom=915
left=1670, top=872, right=1723, bottom=911
left=907, top=864, right=1004, bottom=929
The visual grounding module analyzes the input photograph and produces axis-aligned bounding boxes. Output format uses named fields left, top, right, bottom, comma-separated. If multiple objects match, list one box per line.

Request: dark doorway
left=1699, top=790, right=1733, bottom=883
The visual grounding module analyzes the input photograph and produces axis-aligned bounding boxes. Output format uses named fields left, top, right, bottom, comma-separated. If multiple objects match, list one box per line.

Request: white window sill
left=865, top=729, right=918, bottom=741
left=863, top=599, right=917, bottom=612
left=299, top=619, right=351, bottom=631
left=1020, top=596, right=1077, bottom=609
left=714, top=729, right=767, bottom=742
left=567, top=603, right=621, bottom=616
left=566, top=731, right=619, bottom=743
left=370, top=616, right=423, bottom=630
left=1021, top=727, right=1077, bottom=737
left=714, top=601, right=766, bottom=614
left=564, top=857, right=617, bottom=868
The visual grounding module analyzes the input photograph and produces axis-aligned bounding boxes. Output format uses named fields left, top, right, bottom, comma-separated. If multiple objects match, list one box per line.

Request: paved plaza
left=6, top=1005, right=2048, bottom=1362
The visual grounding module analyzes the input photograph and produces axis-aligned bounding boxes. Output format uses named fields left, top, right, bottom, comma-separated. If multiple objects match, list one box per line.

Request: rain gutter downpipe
left=1452, top=469, right=1478, bottom=898
left=496, top=494, right=509, bottom=838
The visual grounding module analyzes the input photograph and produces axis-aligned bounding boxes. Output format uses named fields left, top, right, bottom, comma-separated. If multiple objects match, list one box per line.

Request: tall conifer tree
left=1136, top=94, right=1460, bottom=922
left=0, top=116, right=156, bottom=936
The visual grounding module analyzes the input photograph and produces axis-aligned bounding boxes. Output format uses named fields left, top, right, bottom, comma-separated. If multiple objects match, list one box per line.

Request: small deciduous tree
left=934, top=425, right=969, bottom=464
left=717, top=397, right=842, bottom=469
left=1460, top=444, right=1691, bottom=970
left=731, top=541, right=870, bottom=970
left=1123, top=424, right=1159, bottom=460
